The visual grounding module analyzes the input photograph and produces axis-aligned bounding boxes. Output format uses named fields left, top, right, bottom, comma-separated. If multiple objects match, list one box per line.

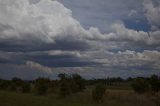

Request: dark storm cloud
left=25, top=52, right=97, bottom=67
left=0, top=38, right=90, bottom=52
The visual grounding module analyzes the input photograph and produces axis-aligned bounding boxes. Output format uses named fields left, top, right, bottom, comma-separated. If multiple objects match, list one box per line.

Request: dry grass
left=0, top=87, right=159, bottom=106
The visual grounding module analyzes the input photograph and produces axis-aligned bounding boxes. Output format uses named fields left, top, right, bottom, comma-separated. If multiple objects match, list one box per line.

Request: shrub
left=59, top=80, right=71, bottom=97
left=131, top=78, right=150, bottom=94
left=71, top=74, right=85, bottom=91
left=70, top=80, right=79, bottom=93
left=0, top=80, right=9, bottom=90
left=21, top=82, right=31, bottom=93
left=92, top=83, right=106, bottom=103
left=149, top=75, right=160, bottom=92
left=34, top=78, right=50, bottom=95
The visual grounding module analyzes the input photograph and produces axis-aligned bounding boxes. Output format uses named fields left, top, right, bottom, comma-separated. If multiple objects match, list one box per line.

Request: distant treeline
left=0, top=74, right=160, bottom=102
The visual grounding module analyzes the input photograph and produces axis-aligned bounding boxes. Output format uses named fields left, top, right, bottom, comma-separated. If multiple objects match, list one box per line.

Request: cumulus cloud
left=128, top=10, right=138, bottom=17
left=0, top=0, right=92, bottom=43
left=143, top=0, right=160, bottom=30
left=92, top=50, right=160, bottom=70
left=88, top=23, right=160, bottom=47
left=26, top=60, right=53, bottom=73
left=0, top=0, right=160, bottom=79
left=111, top=23, right=160, bottom=45
left=0, top=0, right=160, bottom=52
left=48, top=50, right=88, bottom=58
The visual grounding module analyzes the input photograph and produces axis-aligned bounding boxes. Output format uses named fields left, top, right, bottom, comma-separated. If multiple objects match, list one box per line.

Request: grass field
left=0, top=86, right=159, bottom=106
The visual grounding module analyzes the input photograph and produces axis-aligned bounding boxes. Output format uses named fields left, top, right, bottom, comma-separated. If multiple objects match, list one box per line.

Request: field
left=0, top=86, right=159, bottom=106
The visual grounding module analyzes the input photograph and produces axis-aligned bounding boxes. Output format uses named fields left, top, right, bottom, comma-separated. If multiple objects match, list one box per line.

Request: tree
left=9, top=77, right=23, bottom=92
left=12, top=77, right=23, bottom=86
left=0, top=79, right=9, bottom=90
left=70, top=80, right=79, bottom=93
left=59, top=79, right=71, bottom=97
left=58, top=73, right=85, bottom=96
left=131, top=78, right=150, bottom=94
left=58, top=73, right=67, bottom=81
left=71, top=74, right=85, bottom=91
left=149, top=75, right=160, bottom=92
left=34, top=78, right=50, bottom=95
left=21, top=82, right=31, bottom=93
left=92, top=83, right=106, bottom=103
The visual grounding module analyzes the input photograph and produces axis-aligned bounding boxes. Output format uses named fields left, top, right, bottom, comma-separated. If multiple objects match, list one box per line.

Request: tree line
left=0, top=74, right=160, bottom=103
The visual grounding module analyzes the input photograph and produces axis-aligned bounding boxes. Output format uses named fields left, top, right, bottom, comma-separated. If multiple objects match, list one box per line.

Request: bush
left=9, top=78, right=23, bottom=92
left=59, top=80, right=71, bottom=97
left=58, top=73, right=85, bottom=96
left=9, top=83, right=17, bottom=91
left=92, top=83, right=106, bottom=103
left=131, top=78, right=150, bottom=94
left=34, top=78, right=50, bottom=95
left=71, top=74, right=85, bottom=91
left=21, top=82, right=31, bottom=93
left=70, top=80, right=79, bottom=93
left=0, top=79, right=9, bottom=90
left=149, top=75, right=160, bottom=92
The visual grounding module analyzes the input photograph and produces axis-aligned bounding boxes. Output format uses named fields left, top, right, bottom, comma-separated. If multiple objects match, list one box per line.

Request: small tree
left=92, top=83, right=106, bottom=103
left=21, top=82, right=31, bottom=93
left=0, top=79, right=9, bottom=90
left=71, top=74, right=85, bottom=91
left=131, top=78, right=150, bottom=94
left=59, top=80, right=71, bottom=97
left=70, top=80, right=79, bottom=93
left=12, top=77, right=23, bottom=86
left=58, top=73, right=67, bottom=81
left=149, top=75, right=160, bottom=92
left=9, top=78, right=23, bottom=92
left=34, top=78, right=50, bottom=95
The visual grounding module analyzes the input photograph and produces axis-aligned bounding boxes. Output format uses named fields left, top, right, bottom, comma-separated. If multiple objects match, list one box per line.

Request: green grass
left=0, top=88, right=159, bottom=106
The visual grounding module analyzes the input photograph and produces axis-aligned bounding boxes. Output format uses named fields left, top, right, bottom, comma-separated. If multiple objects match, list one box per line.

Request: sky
left=0, top=0, right=160, bottom=79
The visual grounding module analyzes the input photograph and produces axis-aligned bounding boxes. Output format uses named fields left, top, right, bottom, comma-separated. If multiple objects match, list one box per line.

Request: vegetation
left=58, top=73, right=85, bottom=97
left=92, top=83, right=106, bottom=102
left=131, top=77, right=150, bottom=94
left=150, top=75, right=160, bottom=93
left=34, top=78, right=50, bottom=95
left=0, top=74, right=160, bottom=106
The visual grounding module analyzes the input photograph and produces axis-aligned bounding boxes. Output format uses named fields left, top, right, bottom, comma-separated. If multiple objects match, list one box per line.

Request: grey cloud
left=91, top=50, right=160, bottom=70
left=59, top=0, right=144, bottom=32
left=0, top=0, right=93, bottom=43
left=26, top=61, right=53, bottom=74
left=143, top=0, right=160, bottom=30
left=0, top=0, right=159, bottom=53
left=0, top=0, right=160, bottom=79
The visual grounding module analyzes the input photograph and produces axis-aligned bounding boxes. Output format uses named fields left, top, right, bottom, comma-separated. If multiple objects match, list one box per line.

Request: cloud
left=0, top=0, right=160, bottom=79
left=92, top=50, right=160, bottom=70
left=26, top=61, right=53, bottom=73
left=0, top=0, right=92, bottom=43
left=0, top=0, right=159, bottom=53
left=88, top=23, right=160, bottom=49
left=143, top=0, right=160, bottom=30
left=48, top=50, right=88, bottom=58
left=128, top=10, right=138, bottom=17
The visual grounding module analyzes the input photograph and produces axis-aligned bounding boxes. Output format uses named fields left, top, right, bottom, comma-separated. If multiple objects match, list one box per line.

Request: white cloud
left=143, top=0, right=160, bottom=30
left=92, top=50, right=160, bottom=69
left=48, top=50, right=88, bottom=58
left=0, top=0, right=92, bottom=42
left=0, top=0, right=160, bottom=49
left=26, top=61, right=53, bottom=73
left=101, top=23, right=160, bottom=45
left=128, top=10, right=138, bottom=17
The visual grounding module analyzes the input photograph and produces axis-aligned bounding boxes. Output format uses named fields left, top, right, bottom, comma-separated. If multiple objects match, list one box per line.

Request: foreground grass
left=0, top=88, right=159, bottom=106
